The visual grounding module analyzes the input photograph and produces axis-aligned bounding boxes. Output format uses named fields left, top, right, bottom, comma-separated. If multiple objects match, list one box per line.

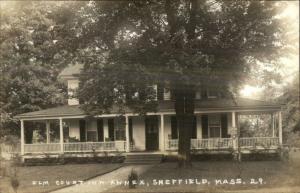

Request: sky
left=240, top=1, right=299, bottom=98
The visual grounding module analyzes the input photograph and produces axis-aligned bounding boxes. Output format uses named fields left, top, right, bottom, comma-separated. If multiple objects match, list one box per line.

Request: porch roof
left=15, top=105, right=86, bottom=119
left=15, top=98, right=281, bottom=120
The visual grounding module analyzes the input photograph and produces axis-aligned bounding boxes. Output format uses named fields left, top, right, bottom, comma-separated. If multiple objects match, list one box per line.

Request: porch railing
left=64, top=141, right=126, bottom=152
left=23, top=141, right=126, bottom=154
left=191, top=138, right=233, bottom=149
left=239, top=137, right=279, bottom=149
left=165, top=137, right=280, bottom=151
left=166, top=138, right=233, bottom=150
left=166, top=139, right=178, bottom=151
left=24, top=143, right=61, bottom=153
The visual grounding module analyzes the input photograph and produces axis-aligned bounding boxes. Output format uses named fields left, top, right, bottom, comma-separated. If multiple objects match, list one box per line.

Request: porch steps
left=124, top=154, right=163, bottom=164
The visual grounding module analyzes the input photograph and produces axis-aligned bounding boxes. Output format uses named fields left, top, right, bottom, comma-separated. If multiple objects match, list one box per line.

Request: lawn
left=107, top=158, right=300, bottom=192
left=0, top=162, right=122, bottom=193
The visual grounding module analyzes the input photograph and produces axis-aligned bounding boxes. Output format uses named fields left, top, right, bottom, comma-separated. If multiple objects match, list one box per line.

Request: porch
left=22, top=137, right=280, bottom=155
left=18, top=106, right=283, bottom=155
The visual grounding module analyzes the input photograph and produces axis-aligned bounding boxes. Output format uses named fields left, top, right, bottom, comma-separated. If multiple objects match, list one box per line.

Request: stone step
left=124, top=154, right=163, bottom=164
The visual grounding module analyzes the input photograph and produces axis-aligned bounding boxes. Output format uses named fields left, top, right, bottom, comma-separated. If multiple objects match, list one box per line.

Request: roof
left=15, top=105, right=85, bottom=119
left=15, top=98, right=281, bottom=119
left=59, top=63, right=83, bottom=79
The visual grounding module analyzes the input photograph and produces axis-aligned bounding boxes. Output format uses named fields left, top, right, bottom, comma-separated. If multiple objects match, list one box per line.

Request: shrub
left=128, top=169, right=138, bottom=189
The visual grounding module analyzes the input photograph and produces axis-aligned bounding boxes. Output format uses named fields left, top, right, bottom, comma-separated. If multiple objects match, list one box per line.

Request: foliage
left=0, top=1, right=70, bottom=137
left=72, top=1, right=287, bottom=166
left=278, top=76, right=300, bottom=146
left=0, top=1, right=290, bottom=166
left=239, top=114, right=273, bottom=137
left=76, top=1, right=287, bottom=111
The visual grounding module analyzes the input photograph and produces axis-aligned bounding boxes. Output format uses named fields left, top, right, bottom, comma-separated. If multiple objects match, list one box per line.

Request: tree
left=279, top=76, right=300, bottom=146
left=72, top=0, right=287, bottom=167
left=0, top=1, right=73, bottom=137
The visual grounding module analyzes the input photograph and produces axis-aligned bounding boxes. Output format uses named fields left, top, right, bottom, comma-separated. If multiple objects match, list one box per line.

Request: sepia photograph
left=0, top=1, right=299, bottom=193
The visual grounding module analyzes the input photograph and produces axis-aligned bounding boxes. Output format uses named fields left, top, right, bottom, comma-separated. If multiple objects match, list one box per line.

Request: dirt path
left=50, top=165, right=154, bottom=193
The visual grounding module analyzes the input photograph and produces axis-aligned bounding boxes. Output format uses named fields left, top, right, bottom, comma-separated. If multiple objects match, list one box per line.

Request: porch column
left=59, top=118, right=64, bottom=153
left=232, top=111, right=236, bottom=128
left=125, top=115, right=130, bottom=152
left=271, top=113, right=275, bottom=137
left=231, top=111, right=238, bottom=150
left=160, top=114, right=165, bottom=152
left=278, top=111, right=282, bottom=145
left=20, top=120, right=25, bottom=155
left=46, top=120, right=50, bottom=144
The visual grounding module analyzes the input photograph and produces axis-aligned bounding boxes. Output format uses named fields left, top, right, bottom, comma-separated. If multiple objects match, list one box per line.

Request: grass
left=0, top=162, right=122, bottom=193
left=107, top=157, right=300, bottom=192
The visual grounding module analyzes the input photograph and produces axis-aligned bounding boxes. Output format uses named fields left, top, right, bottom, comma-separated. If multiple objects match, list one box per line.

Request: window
left=107, top=117, right=126, bottom=141
left=87, top=131, right=97, bottom=142
left=207, top=89, right=218, bottom=98
left=129, top=118, right=133, bottom=142
left=208, top=114, right=221, bottom=138
left=157, top=84, right=164, bottom=100
left=164, top=88, right=171, bottom=100
left=107, top=118, right=114, bottom=141
left=97, top=119, right=104, bottom=142
left=171, top=116, right=178, bottom=139
left=115, top=117, right=125, bottom=140
left=79, top=120, right=86, bottom=142
left=49, top=120, right=60, bottom=143
left=63, top=121, right=69, bottom=142
left=195, top=90, right=201, bottom=100
left=153, top=85, right=158, bottom=100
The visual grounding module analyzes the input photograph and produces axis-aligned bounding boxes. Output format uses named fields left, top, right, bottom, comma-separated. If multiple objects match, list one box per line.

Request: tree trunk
left=165, top=0, right=199, bottom=167
left=174, top=86, right=195, bottom=168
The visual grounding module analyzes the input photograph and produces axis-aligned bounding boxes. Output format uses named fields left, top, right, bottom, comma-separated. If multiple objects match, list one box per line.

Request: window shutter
left=221, top=114, right=228, bottom=138
left=191, top=116, right=197, bottom=139
left=201, top=115, right=208, bottom=138
left=201, top=89, right=208, bottom=99
left=97, top=119, right=104, bottom=142
left=157, top=84, right=164, bottom=100
left=129, top=118, right=133, bottom=142
left=108, top=118, right=114, bottom=141
left=79, top=120, right=86, bottom=142
left=171, top=116, right=178, bottom=139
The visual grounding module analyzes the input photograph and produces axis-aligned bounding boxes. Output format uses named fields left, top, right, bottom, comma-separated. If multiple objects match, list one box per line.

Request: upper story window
left=195, top=90, right=201, bottom=100
left=207, top=88, right=218, bottom=99
left=163, top=88, right=171, bottom=100
left=67, top=79, right=79, bottom=105
left=156, top=84, right=171, bottom=101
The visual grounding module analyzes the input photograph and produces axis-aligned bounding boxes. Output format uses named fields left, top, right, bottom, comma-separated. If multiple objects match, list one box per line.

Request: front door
left=145, top=116, right=159, bottom=151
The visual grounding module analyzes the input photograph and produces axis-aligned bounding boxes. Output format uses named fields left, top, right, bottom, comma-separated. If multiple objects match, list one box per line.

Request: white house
left=15, top=64, right=283, bottom=159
